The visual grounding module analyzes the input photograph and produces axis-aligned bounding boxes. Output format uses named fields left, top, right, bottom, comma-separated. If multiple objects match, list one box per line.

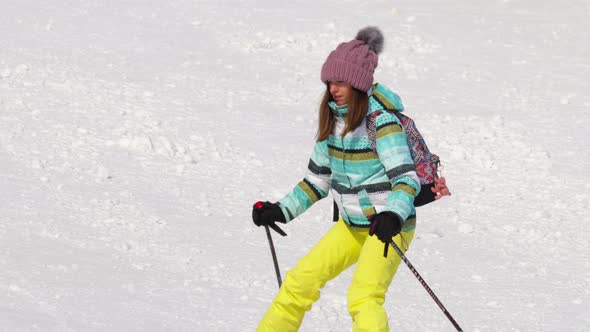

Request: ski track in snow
left=1, top=0, right=589, bottom=331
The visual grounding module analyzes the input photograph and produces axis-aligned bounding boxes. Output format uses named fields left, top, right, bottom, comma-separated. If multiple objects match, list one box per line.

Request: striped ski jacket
left=278, top=83, right=420, bottom=229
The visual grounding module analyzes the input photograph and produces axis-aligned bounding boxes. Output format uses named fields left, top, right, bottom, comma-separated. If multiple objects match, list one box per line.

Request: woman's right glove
left=252, top=201, right=286, bottom=227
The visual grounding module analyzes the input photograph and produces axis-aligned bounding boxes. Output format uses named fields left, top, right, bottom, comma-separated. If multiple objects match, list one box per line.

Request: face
left=329, top=81, right=353, bottom=106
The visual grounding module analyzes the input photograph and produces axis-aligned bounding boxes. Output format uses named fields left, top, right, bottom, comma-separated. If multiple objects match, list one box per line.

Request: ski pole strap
left=269, top=222, right=287, bottom=236
left=389, top=241, right=463, bottom=332
left=333, top=200, right=339, bottom=222
left=265, top=225, right=283, bottom=288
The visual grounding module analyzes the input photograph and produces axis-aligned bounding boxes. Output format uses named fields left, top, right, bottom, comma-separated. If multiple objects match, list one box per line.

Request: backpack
left=367, top=109, right=440, bottom=207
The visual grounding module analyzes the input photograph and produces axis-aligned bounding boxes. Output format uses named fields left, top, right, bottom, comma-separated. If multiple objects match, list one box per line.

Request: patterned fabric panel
left=277, top=83, right=420, bottom=226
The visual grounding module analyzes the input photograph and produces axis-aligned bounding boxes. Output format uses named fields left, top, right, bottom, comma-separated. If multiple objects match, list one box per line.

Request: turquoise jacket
left=278, top=83, right=420, bottom=229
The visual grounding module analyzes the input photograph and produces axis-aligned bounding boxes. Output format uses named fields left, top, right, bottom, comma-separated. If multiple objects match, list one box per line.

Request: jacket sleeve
left=277, top=140, right=331, bottom=222
left=374, top=111, right=421, bottom=221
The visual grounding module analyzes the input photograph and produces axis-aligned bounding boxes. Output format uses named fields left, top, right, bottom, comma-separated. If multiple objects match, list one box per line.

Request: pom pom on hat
left=321, top=26, right=384, bottom=92
left=355, top=26, right=384, bottom=54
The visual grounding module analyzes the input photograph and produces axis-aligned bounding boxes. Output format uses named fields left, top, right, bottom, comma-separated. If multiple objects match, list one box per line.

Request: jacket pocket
left=357, top=189, right=376, bottom=218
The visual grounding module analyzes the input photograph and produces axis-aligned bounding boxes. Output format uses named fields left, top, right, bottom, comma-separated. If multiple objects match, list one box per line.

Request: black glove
left=369, top=211, right=403, bottom=244
left=252, top=201, right=286, bottom=227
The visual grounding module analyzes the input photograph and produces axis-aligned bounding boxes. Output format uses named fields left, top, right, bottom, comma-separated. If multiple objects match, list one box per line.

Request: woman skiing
left=252, top=26, right=444, bottom=331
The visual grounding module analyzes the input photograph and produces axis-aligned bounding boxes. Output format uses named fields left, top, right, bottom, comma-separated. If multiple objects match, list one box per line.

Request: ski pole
left=264, top=224, right=282, bottom=288
left=254, top=201, right=287, bottom=289
left=389, top=241, right=463, bottom=332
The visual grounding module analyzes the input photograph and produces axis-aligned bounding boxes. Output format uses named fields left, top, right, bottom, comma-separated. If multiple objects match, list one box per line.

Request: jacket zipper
left=340, top=134, right=353, bottom=222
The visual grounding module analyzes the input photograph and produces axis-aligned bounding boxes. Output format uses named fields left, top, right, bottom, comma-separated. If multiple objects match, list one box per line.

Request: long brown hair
left=316, top=85, right=369, bottom=141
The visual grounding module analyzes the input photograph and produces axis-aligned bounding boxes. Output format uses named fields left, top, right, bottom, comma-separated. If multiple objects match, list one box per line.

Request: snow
left=1, top=0, right=589, bottom=331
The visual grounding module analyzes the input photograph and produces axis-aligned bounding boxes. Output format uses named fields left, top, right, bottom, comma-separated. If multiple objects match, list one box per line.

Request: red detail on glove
left=254, top=201, right=264, bottom=209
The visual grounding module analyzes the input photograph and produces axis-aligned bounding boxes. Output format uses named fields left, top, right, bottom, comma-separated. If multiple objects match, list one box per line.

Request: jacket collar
left=328, top=83, right=405, bottom=118
left=328, top=101, right=348, bottom=118
left=367, top=83, right=405, bottom=116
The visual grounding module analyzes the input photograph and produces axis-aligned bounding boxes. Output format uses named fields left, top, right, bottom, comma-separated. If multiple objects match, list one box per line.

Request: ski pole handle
left=254, top=201, right=284, bottom=288
left=254, top=201, right=287, bottom=236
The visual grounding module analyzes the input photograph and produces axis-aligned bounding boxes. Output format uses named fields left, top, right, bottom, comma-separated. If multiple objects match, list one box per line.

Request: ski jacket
left=278, top=83, right=420, bottom=229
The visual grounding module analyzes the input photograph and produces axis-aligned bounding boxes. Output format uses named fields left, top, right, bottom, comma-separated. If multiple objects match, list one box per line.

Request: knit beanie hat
left=321, top=26, right=384, bottom=92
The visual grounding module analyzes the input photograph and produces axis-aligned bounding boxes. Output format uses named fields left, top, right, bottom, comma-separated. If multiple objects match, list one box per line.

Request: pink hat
left=321, top=26, right=384, bottom=92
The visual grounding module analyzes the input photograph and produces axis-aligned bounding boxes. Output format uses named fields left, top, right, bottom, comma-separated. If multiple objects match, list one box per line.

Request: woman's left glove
left=252, top=201, right=286, bottom=227
left=369, top=211, right=403, bottom=243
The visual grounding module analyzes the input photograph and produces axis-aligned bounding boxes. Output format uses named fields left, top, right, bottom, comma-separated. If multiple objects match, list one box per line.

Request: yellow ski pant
left=257, top=219, right=415, bottom=332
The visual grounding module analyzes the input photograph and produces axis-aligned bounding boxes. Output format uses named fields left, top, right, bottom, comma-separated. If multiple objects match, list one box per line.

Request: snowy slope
left=1, top=0, right=589, bottom=331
